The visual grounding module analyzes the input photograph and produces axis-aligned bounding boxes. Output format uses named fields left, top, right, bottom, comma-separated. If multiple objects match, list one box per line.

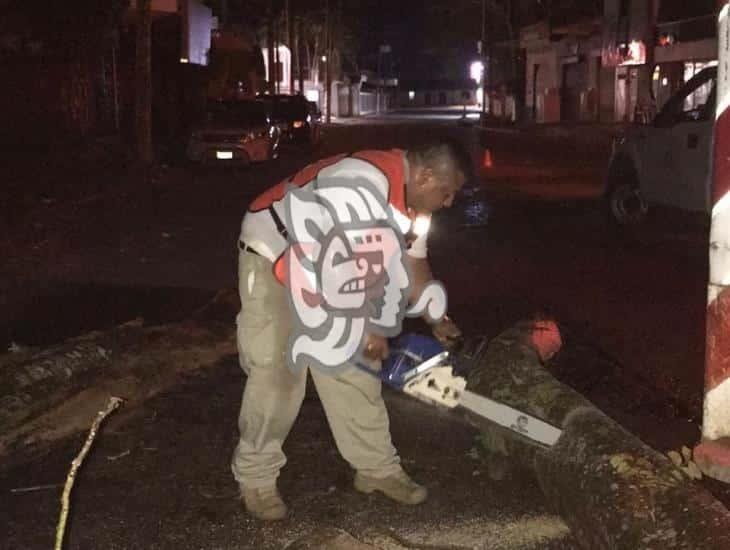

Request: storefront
left=521, top=20, right=601, bottom=123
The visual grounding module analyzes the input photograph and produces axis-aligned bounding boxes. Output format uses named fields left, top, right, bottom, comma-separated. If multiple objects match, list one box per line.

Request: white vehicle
left=606, top=66, right=717, bottom=225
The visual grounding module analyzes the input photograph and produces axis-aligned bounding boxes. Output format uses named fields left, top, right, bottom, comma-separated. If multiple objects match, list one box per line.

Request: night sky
left=225, top=0, right=487, bottom=81
left=352, top=0, right=478, bottom=81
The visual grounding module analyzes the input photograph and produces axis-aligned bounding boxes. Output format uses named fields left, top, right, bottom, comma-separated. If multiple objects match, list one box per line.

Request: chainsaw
left=365, top=333, right=563, bottom=448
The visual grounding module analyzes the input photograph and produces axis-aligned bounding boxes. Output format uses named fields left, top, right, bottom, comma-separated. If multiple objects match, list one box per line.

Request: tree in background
left=1, top=0, right=127, bottom=140
left=135, top=0, right=152, bottom=163
left=204, top=0, right=361, bottom=96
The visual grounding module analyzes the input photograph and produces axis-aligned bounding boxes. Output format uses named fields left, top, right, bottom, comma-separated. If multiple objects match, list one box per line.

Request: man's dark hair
left=407, top=139, right=474, bottom=187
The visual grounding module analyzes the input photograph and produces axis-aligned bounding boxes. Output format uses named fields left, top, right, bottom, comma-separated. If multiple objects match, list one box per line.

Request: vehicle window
left=682, top=79, right=714, bottom=120
left=654, top=69, right=716, bottom=127
left=206, top=102, right=269, bottom=127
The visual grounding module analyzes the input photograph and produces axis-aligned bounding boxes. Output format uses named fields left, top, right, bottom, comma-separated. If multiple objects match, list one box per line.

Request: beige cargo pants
left=231, top=250, right=403, bottom=489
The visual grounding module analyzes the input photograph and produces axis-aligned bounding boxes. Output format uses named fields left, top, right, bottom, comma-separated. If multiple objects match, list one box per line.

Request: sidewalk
left=516, top=121, right=628, bottom=148
left=479, top=121, right=628, bottom=149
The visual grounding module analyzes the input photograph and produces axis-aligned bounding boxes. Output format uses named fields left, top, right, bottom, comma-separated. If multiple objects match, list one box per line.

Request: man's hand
left=432, top=316, right=462, bottom=348
left=363, top=333, right=389, bottom=361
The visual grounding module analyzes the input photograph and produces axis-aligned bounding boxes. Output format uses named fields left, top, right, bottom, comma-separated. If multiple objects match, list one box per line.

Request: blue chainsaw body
left=370, top=332, right=564, bottom=448
left=380, top=333, right=448, bottom=390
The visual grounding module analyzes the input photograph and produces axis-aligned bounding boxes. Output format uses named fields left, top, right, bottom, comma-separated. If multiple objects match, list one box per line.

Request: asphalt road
left=0, top=119, right=723, bottom=548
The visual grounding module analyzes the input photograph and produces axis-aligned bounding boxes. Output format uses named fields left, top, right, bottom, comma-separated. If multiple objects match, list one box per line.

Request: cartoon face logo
left=283, top=178, right=411, bottom=372
left=282, top=176, right=448, bottom=373
left=320, top=226, right=390, bottom=313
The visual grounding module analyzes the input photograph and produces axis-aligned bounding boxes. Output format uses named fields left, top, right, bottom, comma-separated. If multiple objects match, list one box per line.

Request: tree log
left=466, top=321, right=730, bottom=550
left=0, top=291, right=237, bottom=460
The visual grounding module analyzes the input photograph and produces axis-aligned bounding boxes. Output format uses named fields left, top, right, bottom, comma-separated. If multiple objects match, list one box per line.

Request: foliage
left=5, top=0, right=127, bottom=53
left=203, top=0, right=362, bottom=79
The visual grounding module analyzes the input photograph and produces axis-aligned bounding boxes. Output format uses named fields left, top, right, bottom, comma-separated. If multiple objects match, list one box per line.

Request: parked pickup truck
left=606, top=66, right=716, bottom=225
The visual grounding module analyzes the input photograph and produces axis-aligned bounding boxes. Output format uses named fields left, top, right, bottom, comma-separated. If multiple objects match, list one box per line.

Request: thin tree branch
left=54, top=397, right=123, bottom=550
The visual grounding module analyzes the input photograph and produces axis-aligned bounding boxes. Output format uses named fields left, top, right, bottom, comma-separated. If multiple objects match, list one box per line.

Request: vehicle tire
left=606, top=160, right=647, bottom=226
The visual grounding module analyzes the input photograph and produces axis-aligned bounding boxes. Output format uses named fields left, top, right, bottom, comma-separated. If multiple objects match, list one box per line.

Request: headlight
left=293, top=120, right=305, bottom=129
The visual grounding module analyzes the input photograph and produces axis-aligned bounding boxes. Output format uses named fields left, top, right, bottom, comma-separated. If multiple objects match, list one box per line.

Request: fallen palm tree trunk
left=0, top=290, right=237, bottom=462
left=466, top=321, right=730, bottom=550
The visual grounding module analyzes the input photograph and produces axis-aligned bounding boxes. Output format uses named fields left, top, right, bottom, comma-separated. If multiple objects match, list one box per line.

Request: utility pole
left=274, top=15, right=280, bottom=94
left=267, top=5, right=275, bottom=94
left=287, top=0, right=294, bottom=94
left=694, top=0, right=730, bottom=484
left=111, top=30, right=120, bottom=134
left=376, top=48, right=381, bottom=115
left=296, top=17, right=303, bottom=93
left=325, top=0, right=332, bottom=123
left=487, top=1, right=495, bottom=118
left=135, top=0, right=152, bottom=163
left=481, top=0, right=486, bottom=116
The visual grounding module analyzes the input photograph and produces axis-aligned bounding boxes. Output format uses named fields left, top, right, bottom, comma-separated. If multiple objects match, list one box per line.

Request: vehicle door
left=644, top=68, right=716, bottom=212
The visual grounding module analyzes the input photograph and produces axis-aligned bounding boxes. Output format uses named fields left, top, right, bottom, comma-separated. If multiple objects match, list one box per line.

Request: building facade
left=521, top=18, right=603, bottom=123
left=602, top=0, right=717, bottom=123
left=652, top=1, right=717, bottom=112
left=397, top=80, right=479, bottom=109
left=516, top=1, right=717, bottom=125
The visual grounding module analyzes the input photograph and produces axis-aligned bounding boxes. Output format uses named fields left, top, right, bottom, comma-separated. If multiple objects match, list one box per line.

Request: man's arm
left=406, top=256, right=462, bottom=347
left=407, top=256, right=433, bottom=306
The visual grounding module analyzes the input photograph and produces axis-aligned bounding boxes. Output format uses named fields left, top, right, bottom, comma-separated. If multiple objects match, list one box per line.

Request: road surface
left=1, top=118, right=725, bottom=548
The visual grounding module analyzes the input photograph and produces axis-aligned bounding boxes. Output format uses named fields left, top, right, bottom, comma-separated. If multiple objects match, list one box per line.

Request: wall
left=0, top=7, right=211, bottom=146
left=116, top=15, right=209, bottom=145
left=655, top=38, right=718, bottom=64
left=359, top=91, right=377, bottom=115
left=129, top=0, right=178, bottom=13
left=181, top=0, right=216, bottom=66
left=1, top=56, right=98, bottom=144
left=525, top=48, right=559, bottom=122
left=333, top=81, right=351, bottom=117
left=521, top=21, right=560, bottom=122
left=523, top=25, right=602, bottom=124
left=598, top=65, right=616, bottom=121
left=602, top=0, right=657, bottom=122
left=398, top=89, right=477, bottom=108
left=208, top=28, right=264, bottom=99
left=261, top=45, right=291, bottom=91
